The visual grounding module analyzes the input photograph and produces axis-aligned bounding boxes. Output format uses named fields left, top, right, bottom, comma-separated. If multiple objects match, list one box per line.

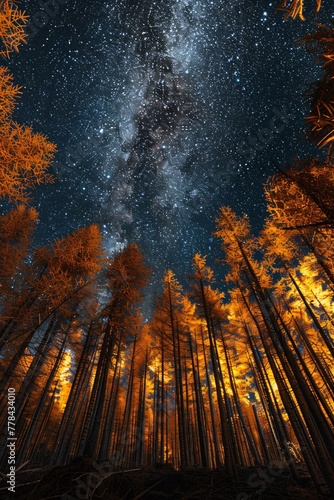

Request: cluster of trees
left=0, top=1, right=333, bottom=498
left=1, top=172, right=333, bottom=494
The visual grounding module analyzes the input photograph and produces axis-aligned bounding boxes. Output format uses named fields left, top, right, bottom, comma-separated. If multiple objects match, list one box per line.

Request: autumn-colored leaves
left=0, top=3, right=104, bottom=334
left=0, top=6, right=107, bottom=443
left=277, top=1, right=334, bottom=155
left=276, top=2, right=334, bottom=155
left=0, top=2, right=333, bottom=496
left=298, top=24, right=334, bottom=156
left=0, top=0, right=28, bottom=58
left=278, top=0, right=323, bottom=20
left=265, top=158, right=334, bottom=229
left=0, top=121, right=56, bottom=203
left=0, top=0, right=56, bottom=203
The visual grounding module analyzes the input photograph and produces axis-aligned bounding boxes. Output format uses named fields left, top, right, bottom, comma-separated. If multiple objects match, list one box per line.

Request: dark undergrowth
left=0, top=457, right=328, bottom=500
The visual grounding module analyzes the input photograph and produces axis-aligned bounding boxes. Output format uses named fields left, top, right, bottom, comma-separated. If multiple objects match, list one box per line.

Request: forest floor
left=0, top=457, right=329, bottom=499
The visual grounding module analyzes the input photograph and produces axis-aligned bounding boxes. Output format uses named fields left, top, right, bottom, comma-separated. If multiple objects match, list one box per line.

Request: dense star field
left=4, top=0, right=331, bottom=288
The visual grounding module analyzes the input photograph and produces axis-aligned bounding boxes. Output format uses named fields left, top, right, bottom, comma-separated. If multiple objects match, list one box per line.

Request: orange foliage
left=265, top=159, right=334, bottom=229
left=0, top=0, right=28, bottom=59
left=0, top=226, right=103, bottom=343
left=20, top=225, right=104, bottom=322
left=0, top=65, right=20, bottom=120
left=277, top=0, right=322, bottom=20
left=0, top=121, right=56, bottom=203
left=105, top=243, right=150, bottom=310
left=0, top=3, right=56, bottom=203
left=298, top=25, right=334, bottom=154
left=0, top=204, right=38, bottom=290
left=50, top=224, right=104, bottom=277
left=260, top=218, right=298, bottom=269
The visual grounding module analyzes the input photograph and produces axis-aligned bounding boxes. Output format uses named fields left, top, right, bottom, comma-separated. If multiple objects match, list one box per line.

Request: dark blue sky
left=4, top=0, right=331, bottom=297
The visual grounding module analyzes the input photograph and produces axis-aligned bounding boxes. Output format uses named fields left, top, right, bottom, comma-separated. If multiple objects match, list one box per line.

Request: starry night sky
left=5, top=0, right=332, bottom=297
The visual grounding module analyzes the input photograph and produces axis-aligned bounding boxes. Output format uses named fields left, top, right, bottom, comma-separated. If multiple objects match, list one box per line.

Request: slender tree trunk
left=201, top=326, right=221, bottom=467
left=80, top=319, right=116, bottom=458
left=286, top=267, right=334, bottom=357
left=16, top=331, right=68, bottom=464
left=188, top=331, right=208, bottom=467
left=54, top=323, right=98, bottom=464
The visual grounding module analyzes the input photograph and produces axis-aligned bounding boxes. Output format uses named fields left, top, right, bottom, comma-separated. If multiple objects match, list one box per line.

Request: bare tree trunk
left=54, top=322, right=98, bottom=464
left=188, top=331, right=208, bottom=467
left=16, top=330, right=68, bottom=464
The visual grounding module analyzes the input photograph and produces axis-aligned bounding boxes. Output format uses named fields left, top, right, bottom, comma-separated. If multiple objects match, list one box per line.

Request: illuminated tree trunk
left=188, top=331, right=208, bottom=467
left=220, top=325, right=262, bottom=466
left=244, top=267, right=334, bottom=495
left=210, top=321, right=238, bottom=470
left=135, top=349, right=148, bottom=466
left=0, top=316, right=57, bottom=442
left=244, top=322, right=294, bottom=466
left=215, top=207, right=334, bottom=492
left=153, top=367, right=160, bottom=463
left=28, top=381, right=59, bottom=464
left=54, top=322, right=98, bottom=464
left=201, top=326, right=221, bottom=467
left=286, top=301, right=334, bottom=395
left=274, top=302, right=334, bottom=427
left=285, top=266, right=334, bottom=357
left=247, top=306, right=324, bottom=490
left=166, top=279, right=188, bottom=467
left=197, top=279, right=236, bottom=477
left=80, top=320, right=116, bottom=458
left=16, top=330, right=67, bottom=464
left=160, top=335, right=165, bottom=463
left=119, top=337, right=136, bottom=467
left=301, top=234, right=334, bottom=286
left=236, top=236, right=334, bottom=465
left=98, top=333, right=122, bottom=461
left=80, top=243, right=150, bottom=459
